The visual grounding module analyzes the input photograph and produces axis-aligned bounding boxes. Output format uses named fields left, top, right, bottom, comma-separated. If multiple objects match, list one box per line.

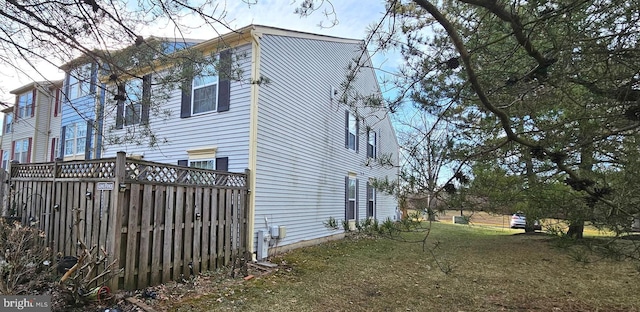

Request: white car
left=510, top=212, right=542, bottom=230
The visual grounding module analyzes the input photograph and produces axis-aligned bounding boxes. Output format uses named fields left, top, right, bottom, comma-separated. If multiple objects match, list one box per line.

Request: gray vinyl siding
left=100, top=43, right=253, bottom=172
left=32, top=87, right=52, bottom=162
left=253, top=34, right=399, bottom=247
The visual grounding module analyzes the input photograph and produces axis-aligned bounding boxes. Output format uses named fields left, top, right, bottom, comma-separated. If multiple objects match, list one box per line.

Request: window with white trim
left=190, top=160, right=215, bottom=170
left=346, top=177, right=357, bottom=220
left=367, top=129, right=377, bottom=159
left=192, top=61, right=219, bottom=115
left=367, top=183, right=376, bottom=218
left=64, top=123, right=86, bottom=156
left=5, top=113, right=12, bottom=133
left=17, top=91, right=33, bottom=118
left=67, top=64, right=92, bottom=100
left=347, top=112, right=357, bottom=150
left=124, top=79, right=142, bottom=126
left=13, top=139, right=30, bottom=163
left=2, top=151, right=8, bottom=169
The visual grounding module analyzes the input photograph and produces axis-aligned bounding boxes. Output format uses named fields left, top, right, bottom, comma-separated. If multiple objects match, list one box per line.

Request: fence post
left=107, top=152, right=127, bottom=290
left=0, top=170, right=7, bottom=217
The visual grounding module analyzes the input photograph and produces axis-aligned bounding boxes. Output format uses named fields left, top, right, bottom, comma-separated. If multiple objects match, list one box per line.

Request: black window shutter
left=215, top=157, right=229, bottom=171
left=355, top=118, right=360, bottom=153
left=115, top=84, right=124, bottom=129
left=375, top=129, right=379, bottom=158
left=181, top=65, right=194, bottom=118
left=85, top=120, right=93, bottom=160
left=63, top=74, right=70, bottom=102
left=141, top=74, right=152, bottom=124
left=355, top=179, right=359, bottom=220
left=344, top=110, right=349, bottom=148
left=89, top=63, right=97, bottom=94
left=177, top=159, right=188, bottom=166
left=217, top=50, right=231, bottom=112
left=344, top=176, right=349, bottom=220
left=59, top=125, right=66, bottom=159
left=366, top=181, right=370, bottom=206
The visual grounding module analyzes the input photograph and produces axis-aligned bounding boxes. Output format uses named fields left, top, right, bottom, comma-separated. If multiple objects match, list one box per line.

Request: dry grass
left=157, top=222, right=640, bottom=312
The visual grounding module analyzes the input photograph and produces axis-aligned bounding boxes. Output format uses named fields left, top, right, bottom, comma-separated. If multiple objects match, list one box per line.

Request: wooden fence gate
left=6, top=152, right=249, bottom=290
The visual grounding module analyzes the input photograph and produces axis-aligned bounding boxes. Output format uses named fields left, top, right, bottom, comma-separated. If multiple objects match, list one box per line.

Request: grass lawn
left=160, top=222, right=640, bottom=311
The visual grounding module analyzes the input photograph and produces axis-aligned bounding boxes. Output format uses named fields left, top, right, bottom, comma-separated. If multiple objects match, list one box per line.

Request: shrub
left=0, top=219, right=53, bottom=295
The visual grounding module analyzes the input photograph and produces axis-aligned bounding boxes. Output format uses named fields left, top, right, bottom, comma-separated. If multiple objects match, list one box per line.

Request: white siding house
left=100, top=25, right=399, bottom=258
left=1, top=80, right=63, bottom=169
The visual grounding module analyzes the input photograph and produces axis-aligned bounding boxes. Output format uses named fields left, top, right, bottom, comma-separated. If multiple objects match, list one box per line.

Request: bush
left=0, top=219, right=53, bottom=295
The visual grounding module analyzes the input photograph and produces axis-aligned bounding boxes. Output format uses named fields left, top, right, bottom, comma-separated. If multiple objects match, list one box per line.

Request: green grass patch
left=161, top=223, right=640, bottom=311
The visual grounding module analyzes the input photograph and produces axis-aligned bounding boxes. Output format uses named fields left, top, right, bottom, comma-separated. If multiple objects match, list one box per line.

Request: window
left=180, top=51, right=231, bottom=118
left=190, top=160, right=215, bottom=170
left=345, top=176, right=358, bottom=220
left=17, top=91, right=34, bottom=118
left=64, top=123, right=86, bottom=156
left=115, top=74, right=151, bottom=129
left=182, top=147, right=229, bottom=171
left=50, top=138, right=59, bottom=161
left=13, top=138, right=31, bottom=163
left=2, top=151, right=8, bottom=169
left=345, top=111, right=359, bottom=151
left=192, top=62, right=219, bottom=115
left=366, top=182, right=376, bottom=218
left=67, top=64, right=92, bottom=100
left=4, top=113, right=12, bottom=134
left=367, top=129, right=377, bottom=159
left=124, top=79, right=142, bottom=126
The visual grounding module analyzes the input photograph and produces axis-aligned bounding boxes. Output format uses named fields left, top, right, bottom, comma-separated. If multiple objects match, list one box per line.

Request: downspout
left=247, top=26, right=262, bottom=260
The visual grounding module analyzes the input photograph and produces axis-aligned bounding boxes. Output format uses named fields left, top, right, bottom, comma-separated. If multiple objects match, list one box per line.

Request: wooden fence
left=6, top=152, right=249, bottom=290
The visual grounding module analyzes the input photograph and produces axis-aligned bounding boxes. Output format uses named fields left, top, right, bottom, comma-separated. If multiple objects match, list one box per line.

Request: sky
left=0, top=0, right=396, bottom=104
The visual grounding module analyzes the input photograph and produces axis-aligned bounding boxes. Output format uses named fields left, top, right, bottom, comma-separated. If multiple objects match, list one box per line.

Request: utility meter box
left=270, top=226, right=280, bottom=238
left=278, top=226, right=287, bottom=239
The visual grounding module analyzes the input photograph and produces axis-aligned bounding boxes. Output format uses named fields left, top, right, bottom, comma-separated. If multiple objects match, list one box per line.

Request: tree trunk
left=567, top=221, right=584, bottom=239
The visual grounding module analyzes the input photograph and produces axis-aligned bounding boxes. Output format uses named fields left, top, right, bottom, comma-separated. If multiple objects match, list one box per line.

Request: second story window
left=367, top=129, right=377, bottom=159
left=180, top=50, right=231, bottom=118
left=17, top=91, right=34, bottom=118
left=345, top=111, right=359, bottom=152
left=67, top=64, right=93, bottom=100
left=192, top=62, right=219, bottom=115
left=125, top=79, right=142, bottom=126
left=115, top=75, right=151, bottom=129
left=4, top=113, right=12, bottom=133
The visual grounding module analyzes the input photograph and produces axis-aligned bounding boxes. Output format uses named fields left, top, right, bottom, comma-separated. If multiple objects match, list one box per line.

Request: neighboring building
left=58, top=59, right=101, bottom=161
left=100, top=25, right=400, bottom=257
left=0, top=80, right=63, bottom=169
left=58, top=38, right=202, bottom=161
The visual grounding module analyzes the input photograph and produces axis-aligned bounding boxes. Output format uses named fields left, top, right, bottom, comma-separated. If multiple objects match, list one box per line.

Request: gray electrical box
left=270, top=226, right=280, bottom=238
left=257, top=230, right=270, bottom=260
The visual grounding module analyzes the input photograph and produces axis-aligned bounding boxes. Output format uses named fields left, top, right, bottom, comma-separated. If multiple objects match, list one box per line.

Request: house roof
left=189, top=24, right=363, bottom=54
left=58, top=36, right=206, bottom=71
left=9, top=80, right=63, bottom=95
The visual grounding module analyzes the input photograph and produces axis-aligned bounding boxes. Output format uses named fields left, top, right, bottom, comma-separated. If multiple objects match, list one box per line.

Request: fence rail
left=6, top=152, right=250, bottom=290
